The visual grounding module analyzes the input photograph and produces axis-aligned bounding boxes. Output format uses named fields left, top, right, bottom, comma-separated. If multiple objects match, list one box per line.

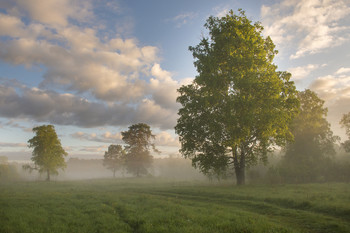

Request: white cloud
left=212, top=6, right=230, bottom=18
left=288, top=64, right=321, bottom=80
left=169, top=12, right=198, bottom=28
left=336, top=67, right=350, bottom=75
left=71, top=131, right=122, bottom=143
left=155, top=131, right=180, bottom=147
left=150, top=63, right=180, bottom=110
left=15, top=0, right=93, bottom=26
left=261, top=0, right=350, bottom=59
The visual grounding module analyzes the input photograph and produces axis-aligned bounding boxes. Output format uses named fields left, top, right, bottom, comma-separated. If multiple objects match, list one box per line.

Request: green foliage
left=340, top=112, right=350, bottom=152
left=25, top=125, right=67, bottom=181
left=1, top=180, right=350, bottom=233
left=103, top=145, right=126, bottom=177
left=122, top=123, right=159, bottom=177
left=279, top=90, right=338, bottom=183
left=175, top=9, right=299, bottom=185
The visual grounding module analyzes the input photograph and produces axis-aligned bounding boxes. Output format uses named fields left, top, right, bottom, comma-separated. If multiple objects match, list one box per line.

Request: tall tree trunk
left=235, top=165, right=245, bottom=185
left=46, top=169, right=50, bottom=181
left=233, top=147, right=245, bottom=185
left=113, top=169, right=116, bottom=178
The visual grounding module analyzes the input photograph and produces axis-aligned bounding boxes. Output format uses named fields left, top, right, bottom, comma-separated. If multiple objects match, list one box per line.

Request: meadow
left=1, top=179, right=350, bottom=233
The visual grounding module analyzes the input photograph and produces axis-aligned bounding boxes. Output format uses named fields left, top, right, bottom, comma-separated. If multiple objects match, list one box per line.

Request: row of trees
left=24, top=123, right=158, bottom=181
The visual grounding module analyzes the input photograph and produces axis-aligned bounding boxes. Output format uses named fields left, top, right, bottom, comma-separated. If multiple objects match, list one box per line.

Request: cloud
left=309, top=70, right=350, bottom=139
left=71, top=129, right=179, bottom=148
left=150, top=63, right=180, bottom=110
left=155, top=131, right=180, bottom=147
left=0, top=83, right=131, bottom=127
left=71, top=131, right=122, bottom=143
left=0, top=1, right=186, bottom=130
left=212, top=5, right=230, bottom=18
left=288, top=64, right=322, bottom=80
left=261, top=0, right=350, bottom=59
left=2, top=120, right=32, bottom=132
left=15, top=0, right=93, bottom=26
left=79, top=145, right=108, bottom=153
left=0, top=142, right=27, bottom=147
left=169, top=12, right=197, bottom=28
left=0, top=29, right=157, bottom=102
left=336, top=67, right=350, bottom=75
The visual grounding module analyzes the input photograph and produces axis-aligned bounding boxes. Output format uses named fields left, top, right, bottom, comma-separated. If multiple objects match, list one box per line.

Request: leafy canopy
left=103, top=144, right=125, bottom=177
left=175, top=10, right=299, bottom=183
left=27, top=125, right=67, bottom=180
left=122, top=123, right=159, bottom=176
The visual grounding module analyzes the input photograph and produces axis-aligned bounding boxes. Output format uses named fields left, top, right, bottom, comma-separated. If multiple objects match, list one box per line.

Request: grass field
left=1, top=179, right=350, bottom=233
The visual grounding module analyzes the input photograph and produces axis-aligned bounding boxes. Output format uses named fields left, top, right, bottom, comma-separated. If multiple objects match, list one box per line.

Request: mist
left=0, top=156, right=207, bottom=182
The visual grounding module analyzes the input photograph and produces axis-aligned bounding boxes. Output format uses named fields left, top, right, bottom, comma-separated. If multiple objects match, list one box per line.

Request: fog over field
left=1, top=1, right=350, bottom=232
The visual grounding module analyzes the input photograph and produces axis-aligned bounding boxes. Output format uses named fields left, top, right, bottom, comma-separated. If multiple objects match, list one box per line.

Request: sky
left=1, top=0, right=350, bottom=162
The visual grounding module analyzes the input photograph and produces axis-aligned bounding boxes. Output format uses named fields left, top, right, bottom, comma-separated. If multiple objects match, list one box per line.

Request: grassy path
left=0, top=179, right=349, bottom=232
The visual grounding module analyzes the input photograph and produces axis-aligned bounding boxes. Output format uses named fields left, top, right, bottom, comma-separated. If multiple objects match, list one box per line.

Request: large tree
left=122, top=123, right=159, bottom=177
left=175, top=10, right=299, bottom=185
left=340, top=112, right=350, bottom=152
left=103, top=144, right=126, bottom=178
left=279, top=89, right=338, bottom=183
left=25, top=125, right=67, bottom=181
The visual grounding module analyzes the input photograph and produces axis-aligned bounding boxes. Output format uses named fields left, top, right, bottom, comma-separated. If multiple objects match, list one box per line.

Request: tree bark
left=235, top=165, right=245, bottom=185
left=233, top=147, right=245, bottom=185
left=46, top=170, right=50, bottom=181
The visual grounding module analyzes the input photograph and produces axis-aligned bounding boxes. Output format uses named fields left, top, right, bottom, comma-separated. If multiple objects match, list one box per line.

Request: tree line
left=22, top=123, right=158, bottom=181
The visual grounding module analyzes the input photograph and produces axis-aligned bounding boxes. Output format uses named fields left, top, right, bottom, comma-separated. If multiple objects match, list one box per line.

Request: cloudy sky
left=1, top=0, right=350, bottom=161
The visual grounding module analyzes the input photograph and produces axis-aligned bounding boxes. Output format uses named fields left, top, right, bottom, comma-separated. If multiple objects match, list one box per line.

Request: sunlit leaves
left=175, top=10, right=299, bottom=184
left=26, top=125, right=67, bottom=180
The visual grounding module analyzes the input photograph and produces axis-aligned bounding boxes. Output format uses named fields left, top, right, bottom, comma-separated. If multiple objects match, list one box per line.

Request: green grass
left=1, top=179, right=350, bottom=233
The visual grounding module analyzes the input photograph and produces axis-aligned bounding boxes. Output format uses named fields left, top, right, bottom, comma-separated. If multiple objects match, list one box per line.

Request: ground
left=0, top=178, right=349, bottom=232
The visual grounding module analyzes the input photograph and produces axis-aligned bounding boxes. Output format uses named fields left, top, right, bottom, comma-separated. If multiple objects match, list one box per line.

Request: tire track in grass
left=143, top=190, right=350, bottom=233
left=114, top=204, right=145, bottom=233
left=147, top=188, right=350, bottom=222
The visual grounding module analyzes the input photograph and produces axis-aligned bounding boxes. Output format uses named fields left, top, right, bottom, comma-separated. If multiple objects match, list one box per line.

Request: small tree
left=340, top=112, right=350, bottom=152
left=122, top=123, right=159, bottom=177
left=25, top=125, right=67, bottom=181
left=103, top=144, right=125, bottom=178
left=175, top=10, right=299, bottom=185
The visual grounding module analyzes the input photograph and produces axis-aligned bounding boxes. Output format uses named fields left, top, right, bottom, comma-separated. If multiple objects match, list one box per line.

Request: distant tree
left=103, top=144, right=125, bottom=178
left=175, top=10, right=299, bottom=185
left=279, top=90, right=338, bottom=183
left=122, top=123, right=159, bottom=177
left=24, top=125, right=67, bottom=181
left=340, top=112, right=350, bottom=152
